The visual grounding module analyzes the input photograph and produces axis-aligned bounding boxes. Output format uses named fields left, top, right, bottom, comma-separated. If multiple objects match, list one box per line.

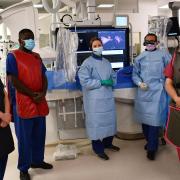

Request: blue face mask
left=93, top=46, right=103, bottom=56
left=24, top=39, right=35, bottom=51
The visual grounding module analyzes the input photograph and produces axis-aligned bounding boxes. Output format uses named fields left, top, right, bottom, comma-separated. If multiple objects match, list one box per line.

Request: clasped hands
left=174, top=96, right=180, bottom=108
left=138, top=82, right=148, bottom=91
left=31, top=91, right=46, bottom=104
left=0, top=112, right=11, bottom=128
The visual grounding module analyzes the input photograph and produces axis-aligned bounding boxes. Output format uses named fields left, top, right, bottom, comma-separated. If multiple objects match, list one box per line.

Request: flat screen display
left=77, top=32, right=97, bottom=51
left=68, top=27, right=129, bottom=69
left=167, top=17, right=180, bottom=36
left=98, top=30, right=126, bottom=50
left=115, top=16, right=128, bottom=27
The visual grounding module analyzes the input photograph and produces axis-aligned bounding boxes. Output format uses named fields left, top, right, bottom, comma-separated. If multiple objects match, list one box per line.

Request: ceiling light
left=33, top=4, right=43, bottom=8
left=159, top=4, right=169, bottom=9
left=98, top=4, right=114, bottom=8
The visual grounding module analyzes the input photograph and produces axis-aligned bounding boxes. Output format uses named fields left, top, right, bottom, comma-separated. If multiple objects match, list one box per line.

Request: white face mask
left=93, top=46, right=103, bottom=56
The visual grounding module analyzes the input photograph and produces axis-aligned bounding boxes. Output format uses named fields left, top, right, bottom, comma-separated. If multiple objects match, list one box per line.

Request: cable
left=60, top=14, right=73, bottom=26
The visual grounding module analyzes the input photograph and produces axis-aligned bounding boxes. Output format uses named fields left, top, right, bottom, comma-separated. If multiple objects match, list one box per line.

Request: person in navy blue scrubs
left=6, top=29, right=52, bottom=180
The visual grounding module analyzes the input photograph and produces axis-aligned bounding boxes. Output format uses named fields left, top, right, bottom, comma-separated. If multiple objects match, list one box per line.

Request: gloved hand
left=101, top=79, right=114, bottom=86
left=138, top=82, right=148, bottom=91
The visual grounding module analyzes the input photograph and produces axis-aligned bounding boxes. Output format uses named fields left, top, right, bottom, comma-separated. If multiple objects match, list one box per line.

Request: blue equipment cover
left=114, top=65, right=136, bottom=89
left=46, top=71, right=80, bottom=90
left=46, top=66, right=136, bottom=90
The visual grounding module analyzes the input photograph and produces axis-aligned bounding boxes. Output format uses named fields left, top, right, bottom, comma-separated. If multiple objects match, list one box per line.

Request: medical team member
left=6, top=29, right=53, bottom=180
left=0, top=79, right=14, bottom=180
left=132, top=33, right=171, bottom=160
left=78, top=37, right=120, bottom=161
left=164, top=46, right=180, bottom=161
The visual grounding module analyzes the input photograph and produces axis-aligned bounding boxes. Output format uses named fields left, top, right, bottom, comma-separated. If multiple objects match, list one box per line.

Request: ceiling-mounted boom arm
left=169, top=1, right=180, bottom=17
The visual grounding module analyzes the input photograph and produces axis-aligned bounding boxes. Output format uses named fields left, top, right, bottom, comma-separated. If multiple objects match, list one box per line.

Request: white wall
left=0, top=2, right=39, bottom=43
left=158, top=9, right=172, bottom=17
left=39, top=14, right=51, bottom=34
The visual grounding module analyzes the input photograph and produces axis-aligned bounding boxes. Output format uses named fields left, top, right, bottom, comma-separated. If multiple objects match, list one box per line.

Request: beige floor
left=4, top=138, right=180, bottom=180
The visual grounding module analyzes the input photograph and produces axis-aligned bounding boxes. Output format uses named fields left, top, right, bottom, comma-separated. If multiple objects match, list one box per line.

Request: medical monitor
left=77, top=32, right=97, bottom=51
left=114, top=15, right=129, bottom=28
left=98, top=30, right=126, bottom=50
left=167, top=17, right=180, bottom=36
left=68, top=26, right=129, bottom=69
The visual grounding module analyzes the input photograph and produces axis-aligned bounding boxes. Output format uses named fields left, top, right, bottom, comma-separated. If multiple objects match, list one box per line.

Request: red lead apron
left=165, top=104, right=180, bottom=147
left=165, top=51, right=180, bottom=148
left=12, top=50, right=49, bottom=119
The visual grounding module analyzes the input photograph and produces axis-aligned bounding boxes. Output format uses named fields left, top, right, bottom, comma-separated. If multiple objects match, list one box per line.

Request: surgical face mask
left=24, top=39, right=35, bottom=51
left=92, top=46, right=103, bottom=56
left=146, top=44, right=156, bottom=51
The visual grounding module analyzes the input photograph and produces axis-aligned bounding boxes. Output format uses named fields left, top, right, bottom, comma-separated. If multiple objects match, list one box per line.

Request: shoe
left=147, top=151, right=156, bottom=160
left=97, top=153, right=109, bottom=160
left=20, top=171, right=30, bottom=180
left=31, top=161, right=53, bottom=169
left=107, top=145, right=120, bottom=152
left=144, top=144, right=147, bottom=150
left=161, top=138, right=166, bottom=146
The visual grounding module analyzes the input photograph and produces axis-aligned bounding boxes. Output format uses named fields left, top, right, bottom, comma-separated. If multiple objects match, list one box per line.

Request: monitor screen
left=115, top=16, right=128, bottom=27
left=77, top=32, right=97, bottom=51
left=111, top=62, right=124, bottom=69
left=68, top=26, right=129, bottom=69
left=167, top=17, right=180, bottom=36
left=98, top=30, right=126, bottom=50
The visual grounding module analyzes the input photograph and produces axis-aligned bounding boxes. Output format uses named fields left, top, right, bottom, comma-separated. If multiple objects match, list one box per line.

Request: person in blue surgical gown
left=78, top=37, right=120, bottom=160
left=132, top=33, right=171, bottom=160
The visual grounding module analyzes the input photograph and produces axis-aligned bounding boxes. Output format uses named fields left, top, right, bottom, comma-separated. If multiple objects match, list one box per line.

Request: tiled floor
left=4, top=138, right=180, bottom=180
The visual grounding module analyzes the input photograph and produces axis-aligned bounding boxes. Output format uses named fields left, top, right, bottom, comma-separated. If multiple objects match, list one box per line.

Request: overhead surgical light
left=97, top=4, right=114, bottom=8
left=33, top=4, right=43, bottom=8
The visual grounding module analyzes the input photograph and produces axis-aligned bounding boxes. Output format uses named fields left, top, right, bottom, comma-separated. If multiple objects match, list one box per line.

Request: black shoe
left=161, top=138, right=166, bottom=146
left=31, top=161, right=53, bottom=169
left=20, top=171, right=30, bottom=180
left=144, top=144, right=147, bottom=150
left=107, top=145, right=120, bottom=152
left=147, top=151, right=156, bottom=160
left=97, top=153, right=109, bottom=160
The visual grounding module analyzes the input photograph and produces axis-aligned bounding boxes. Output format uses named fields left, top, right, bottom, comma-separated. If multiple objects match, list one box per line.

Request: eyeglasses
left=144, top=40, right=156, bottom=45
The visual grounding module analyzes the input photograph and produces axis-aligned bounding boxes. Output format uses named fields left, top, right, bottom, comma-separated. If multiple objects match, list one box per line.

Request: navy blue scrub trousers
left=0, top=155, right=8, bottom=180
left=92, top=136, right=114, bottom=154
left=142, top=124, right=160, bottom=151
left=13, top=105, right=46, bottom=173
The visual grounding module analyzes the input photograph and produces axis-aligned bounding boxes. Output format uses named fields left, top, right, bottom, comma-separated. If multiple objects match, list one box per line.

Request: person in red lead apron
left=164, top=47, right=180, bottom=161
left=6, top=29, right=52, bottom=180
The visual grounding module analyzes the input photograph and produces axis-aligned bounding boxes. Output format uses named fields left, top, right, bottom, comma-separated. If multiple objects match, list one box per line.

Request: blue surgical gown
left=78, top=55, right=117, bottom=140
left=132, top=49, right=171, bottom=126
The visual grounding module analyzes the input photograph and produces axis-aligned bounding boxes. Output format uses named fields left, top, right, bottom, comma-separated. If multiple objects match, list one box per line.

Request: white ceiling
left=0, top=0, right=139, bottom=12
left=0, top=0, right=23, bottom=9
left=0, top=0, right=173, bottom=14
left=32, top=0, right=139, bottom=13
